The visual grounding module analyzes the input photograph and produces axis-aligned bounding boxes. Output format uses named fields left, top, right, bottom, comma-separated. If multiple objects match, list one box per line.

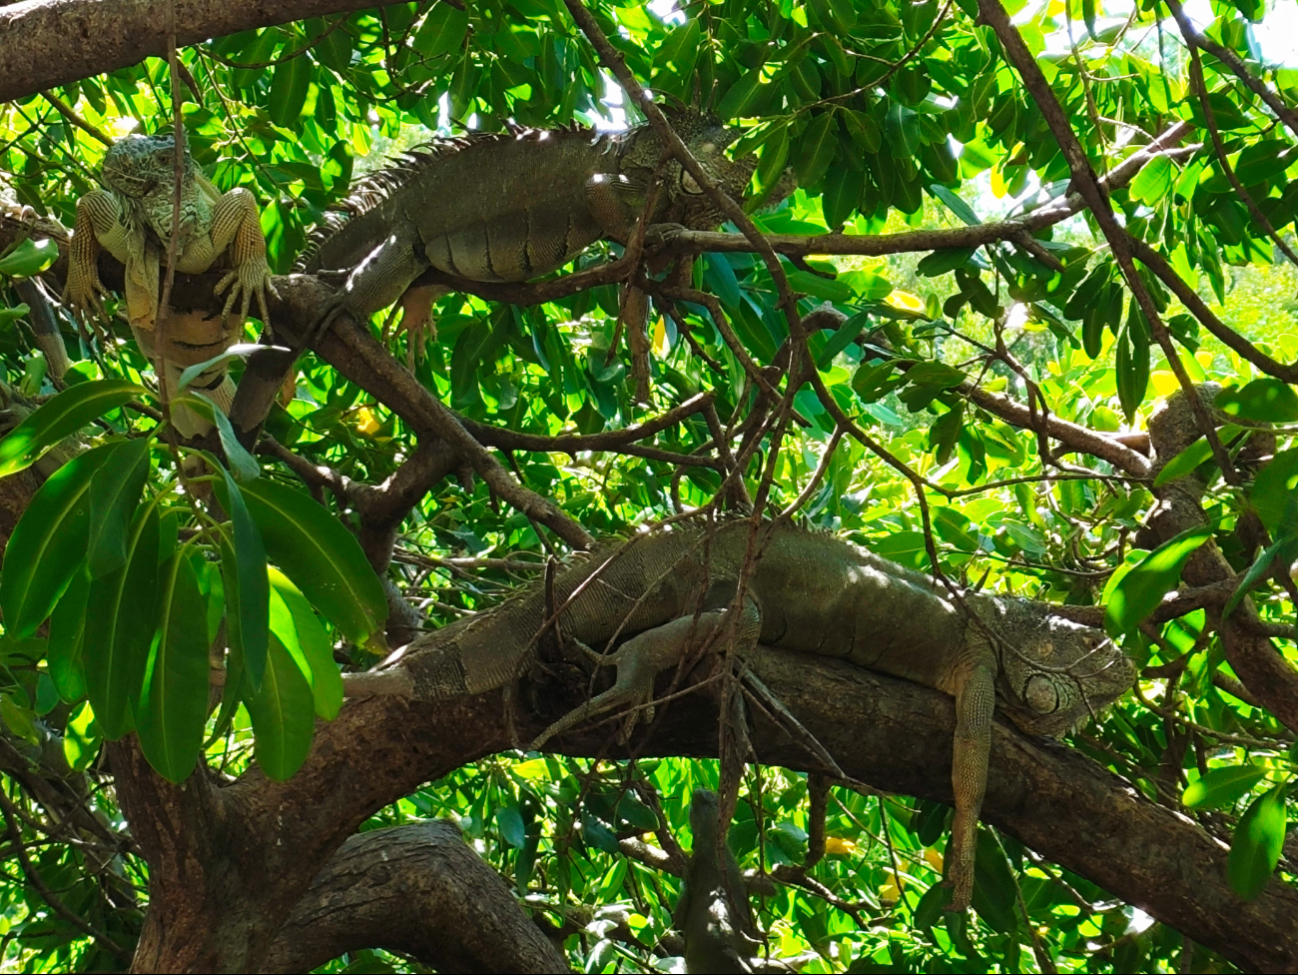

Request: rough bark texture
left=263, top=821, right=571, bottom=973
left=107, top=646, right=1298, bottom=973
left=0, top=0, right=404, bottom=103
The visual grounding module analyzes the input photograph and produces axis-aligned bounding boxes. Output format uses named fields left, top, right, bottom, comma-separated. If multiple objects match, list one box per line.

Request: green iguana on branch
left=63, top=133, right=277, bottom=436
left=296, top=108, right=789, bottom=369
left=347, top=518, right=1136, bottom=911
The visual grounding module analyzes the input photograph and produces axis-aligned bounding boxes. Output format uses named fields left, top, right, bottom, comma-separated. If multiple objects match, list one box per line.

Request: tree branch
left=263, top=821, right=571, bottom=974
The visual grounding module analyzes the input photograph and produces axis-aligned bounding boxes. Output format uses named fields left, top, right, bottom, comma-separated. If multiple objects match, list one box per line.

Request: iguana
left=63, top=133, right=277, bottom=436
left=295, top=108, right=789, bottom=371
left=346, top=518, right=1136, bottom=911
left=675, top=788, right=761, bottom=974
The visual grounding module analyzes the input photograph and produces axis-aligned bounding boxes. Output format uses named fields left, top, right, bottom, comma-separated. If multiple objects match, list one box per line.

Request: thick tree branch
left=0, top=0, right=408, bottom=103
left=263, top=821, right=570, bottom=974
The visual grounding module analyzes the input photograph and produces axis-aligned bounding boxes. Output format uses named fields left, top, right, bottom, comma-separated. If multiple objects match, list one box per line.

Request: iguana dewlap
left=347, top=519, right=1136, bottom=912
left=297, top=109, right=781, bottom=350
left=63, top=133, right=277, bottom=437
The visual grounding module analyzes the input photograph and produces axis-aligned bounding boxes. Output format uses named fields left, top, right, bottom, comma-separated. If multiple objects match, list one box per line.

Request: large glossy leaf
left=1228, top=786, right=1289, bottom=900
left=46, top=568, right=89, bottom=703
left=1104, top=526, right=1213, bottom=635
left=0, top=441, right=119, bottom=638
left=1183, top=765, right=1268, bottom=810
left=1217, top=379, right=1298, bottom=422
left=86, top=437, right=151, bottom=578
left=219, top=471, right=270, bottom=690
left=82, top=505, right=163, bottom=740
left=245, top=634, right=316, bottom=781
left=236, top=478, right=387, bottom=647
left=1250, top=448, right=1298, bottom=533
left=62, top=702, right=100, bottom=773
left=268, top=568, right=343, bottom=721
left=0, top=380, right=146, bottom=477
left=0, top=237, right=58, bottom=277
left=137, top=550, right=210, bottom=782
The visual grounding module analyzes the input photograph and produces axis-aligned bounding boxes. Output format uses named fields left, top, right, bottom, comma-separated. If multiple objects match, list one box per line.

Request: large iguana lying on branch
left=63, top=133, right=277, bottom=436
left=296, top=108, right=786, bottom=367
left=348, top=518, right=1136, bottom=911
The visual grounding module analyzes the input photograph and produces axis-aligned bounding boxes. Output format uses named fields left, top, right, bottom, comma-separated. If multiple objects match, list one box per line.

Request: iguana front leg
left=530, top=598, right=759, bottom=749
left=64, top=189, right=151, bottom=330
left=947, top=659, right=996, bottom=912
left=184, top=180, right=278, bottom=326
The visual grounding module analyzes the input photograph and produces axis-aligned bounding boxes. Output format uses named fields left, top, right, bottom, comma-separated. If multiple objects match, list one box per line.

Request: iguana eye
left=1024, top=674, right=1059, bottom=713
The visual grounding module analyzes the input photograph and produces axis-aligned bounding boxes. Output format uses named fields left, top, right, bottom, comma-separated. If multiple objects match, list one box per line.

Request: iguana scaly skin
left=63, top=133, right=277, bottom=436
left=296, top=109, right=786, bottom=353
left=347, top=519, right=1136, bottom=911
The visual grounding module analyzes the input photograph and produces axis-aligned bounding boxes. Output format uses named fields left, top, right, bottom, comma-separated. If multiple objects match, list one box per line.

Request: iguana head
left=972, top=596, right=1137, bottom=736
left=621, top=106, right=795, bottom=227
left=101, top=133, right=206, bottom=246
left=102, top=133, right=196, bottom=199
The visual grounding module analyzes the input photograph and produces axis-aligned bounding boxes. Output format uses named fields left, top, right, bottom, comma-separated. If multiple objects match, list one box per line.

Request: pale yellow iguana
left=347, top=518, right=1136, bottom=911
left=63, top=133, right=277, bottom=436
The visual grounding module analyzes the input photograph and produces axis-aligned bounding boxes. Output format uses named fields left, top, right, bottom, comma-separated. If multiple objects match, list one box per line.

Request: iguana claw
left=214, top=260, right=278, bottom=332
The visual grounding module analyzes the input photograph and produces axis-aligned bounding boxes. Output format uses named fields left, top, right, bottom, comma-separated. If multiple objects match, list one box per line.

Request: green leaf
left=136, top=550, right=210, bottom=782
left=1129, top=155, right=1173, bottom=205
left=83, top=504, right=162, bottom=740
left=219, top=471, right=270, bottom=691
left=268, top=53, right=313, bottom=127
left=929, top=185, right=980, bottom=226
left=62, top=702, right=100, bottom=773
left=793, top=112, right=837, bottom=189
left=0, top=441, right=119, bottom=638
left=917, top=247, right=977, bottom=277
left=237, top=478, right=388, bottom=647
left=0, top=692, right=39, bottom=746
left=268, top=568, right=343, bottom=721
left=245, top=633, right=316, bottom=781
left=47, top=568, right=89, bottom=703
left=843, top=109, right=881, bottom=154
left=0, top=379, right=146, bottom=477
left=87, top=437, right=151, bottom=578
left=412, top=4, right=468, bottom=58
left=1217, top=379, right=1298, bottom=422
left=1183, top=764, right=1268, bottom=810
left=784, top=269, right=852, bottom=302
left=718, top=67, right=764, bottom=119
left=176, top=343, right=267, bottom=393
left=1153, top=438, right=1214, bottom=487
left=176, top=399, right=258, bottom=481
left=0, top=238, right=58, bottom=278
left=1104, top=526, right=1212, bottom=635
left=1252, top=448, right=1298, bottom=533
left=1228, top=786, right=1289, bottom=900
left=1222, top=534, right=1296, bottom=620
left=497, top=803, right=526, bottom=848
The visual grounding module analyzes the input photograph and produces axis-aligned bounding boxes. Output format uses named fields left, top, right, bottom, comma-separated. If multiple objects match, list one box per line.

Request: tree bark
left=0, top=0, right=407, bottom=104
left=106, top=644, right=1298, bottom=973
left=264, top=821, right=570, bottom=973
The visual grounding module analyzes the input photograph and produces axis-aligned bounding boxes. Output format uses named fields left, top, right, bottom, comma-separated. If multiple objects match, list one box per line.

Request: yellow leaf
left=355, top=406, right=382, bottom=436
left=885, top=290, right=925, bottom=313
left=1150, top=370, right=1179, bottom=397
left=991, top=165, right=1008, bottom=199
left=924, top=847, right=944, bottom=872
left=652, top=316, right=668, bottom=356
left=824, top=835, right=860, bottom=856
left=879, top=872, right=902, bottom=902
left=1195, top=350, right=1215, bottom=372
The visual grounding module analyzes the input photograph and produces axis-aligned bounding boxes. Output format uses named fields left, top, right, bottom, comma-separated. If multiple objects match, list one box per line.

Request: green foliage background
left=0, top=0, right=1296, bottom=971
